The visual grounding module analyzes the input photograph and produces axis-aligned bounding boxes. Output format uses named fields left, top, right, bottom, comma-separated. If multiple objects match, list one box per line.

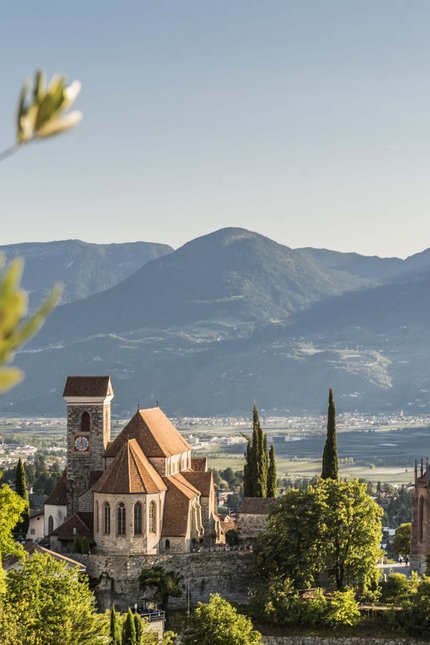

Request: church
left=44, top=376, right=221, bottom=555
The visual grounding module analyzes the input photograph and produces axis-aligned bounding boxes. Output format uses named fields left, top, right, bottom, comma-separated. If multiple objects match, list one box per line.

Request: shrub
left=301, top=588, right=328, bottom=626
left=252, top=577, right=301, bottom=625
left=380, top=573, right=410, bottom=604
left=225, top=529, right=240, bottom=547
left=323, top=589, right=360, bottom=628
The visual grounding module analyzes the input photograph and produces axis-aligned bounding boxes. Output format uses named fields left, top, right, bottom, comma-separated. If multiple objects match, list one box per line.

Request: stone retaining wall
left=74, top=550, right=256, bottom=611
left=262, top=638, right=427, bottom=645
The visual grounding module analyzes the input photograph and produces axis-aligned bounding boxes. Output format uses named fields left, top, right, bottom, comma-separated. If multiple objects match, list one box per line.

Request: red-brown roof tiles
left=161, top=474, right=199, bottom=537
left=104, top=408, right=190, bottom=459
left=191, top=457, right=207, bottom=472
left=44, top=470, right=67, bottom=506
left=51, top=512, right=93, bottom=541
left=182, top=470, right=213, bottom=497
left=94, top=439, right=166, bottom=494
left=63, top=376, right=113, bottom=397
left=238, top=497, right=275, bottom=515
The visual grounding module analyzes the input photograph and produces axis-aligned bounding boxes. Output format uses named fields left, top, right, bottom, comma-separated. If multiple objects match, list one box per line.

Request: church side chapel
left=45, top=376, right=221, bottom=554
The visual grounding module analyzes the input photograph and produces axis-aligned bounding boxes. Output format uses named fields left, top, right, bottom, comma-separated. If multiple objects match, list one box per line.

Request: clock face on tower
left=74, top=435, right=89, bottom=452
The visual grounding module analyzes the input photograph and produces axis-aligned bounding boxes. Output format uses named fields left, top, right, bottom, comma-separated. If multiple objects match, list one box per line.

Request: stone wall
left=74, top=550, right=256, bottom=611
left=66, top=402, right=110, bottom=515
left=237, top=512, right=268, bottom=540
left=262, top=639, right=428, bottom=645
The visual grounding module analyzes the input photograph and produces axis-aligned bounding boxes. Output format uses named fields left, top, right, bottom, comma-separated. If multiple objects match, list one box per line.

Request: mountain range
left=3, top=228, right=430, bottom=417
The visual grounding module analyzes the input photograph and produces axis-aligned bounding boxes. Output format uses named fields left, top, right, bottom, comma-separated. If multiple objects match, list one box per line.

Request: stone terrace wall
left=262, top=638, right=428, bottom=645
left=75, top=550, right=256, bottom=611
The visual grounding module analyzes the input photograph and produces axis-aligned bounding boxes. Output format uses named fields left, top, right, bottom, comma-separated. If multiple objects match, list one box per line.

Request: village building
left=26, top=509, right=45, bottom=542
left=236, top=496, right=274, bottom=541
left=44, top=376, right=221, bottom=555
left=411, top=459, right=430, bottom=572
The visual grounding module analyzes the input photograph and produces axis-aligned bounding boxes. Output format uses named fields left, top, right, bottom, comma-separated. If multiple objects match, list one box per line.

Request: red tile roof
left=104, top=408, right=190, bottom=459
left=94, top=439, right=167, bottom=494
left=238, top=497, right=275, bottom=515
left=44, top=470, right=67, bottom=506
left=51, top=512, right=93, bottom=541
left=191, top=457, right=207, bottom=472
left=161, top=474, right=198, bottom=537
left=3, top=543, right=87, bottom=572
left=63, top=376, right=113, bottom=397
left=182, top=470, right=213, bottom=497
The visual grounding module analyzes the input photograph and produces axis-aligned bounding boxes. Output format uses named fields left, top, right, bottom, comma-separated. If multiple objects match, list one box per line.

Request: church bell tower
left=63, top=376, right=114, bottom=515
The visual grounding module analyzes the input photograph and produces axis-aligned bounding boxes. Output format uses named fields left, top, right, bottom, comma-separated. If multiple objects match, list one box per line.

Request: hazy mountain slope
left=31, top=228, right=376, bottom=347
left=1, top=240, right=173, bottom=307
left=297, top=248, right=403, bottom=281
left=5, top=228, right=430, bottom=417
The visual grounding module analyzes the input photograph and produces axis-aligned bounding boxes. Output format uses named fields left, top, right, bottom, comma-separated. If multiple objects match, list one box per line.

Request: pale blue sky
left=1, top=1, right=430, bottom=257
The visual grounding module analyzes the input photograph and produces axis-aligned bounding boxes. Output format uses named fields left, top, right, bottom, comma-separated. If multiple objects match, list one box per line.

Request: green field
left=207, top=454, right=414, bottom=485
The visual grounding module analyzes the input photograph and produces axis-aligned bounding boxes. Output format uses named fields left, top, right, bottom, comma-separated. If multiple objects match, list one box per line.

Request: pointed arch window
left=48, top=515, right=54, bottom=534
left=117, top=503, right=126, bottom=535
left=81, top=411, right=90, bottom=433
left=96, top=501, right=99, bottom=533
left=103, top=502, right=110, bottom=534
left=134, top=502, right=143, bottom=535
left=149, top=501, right=156, bottom=534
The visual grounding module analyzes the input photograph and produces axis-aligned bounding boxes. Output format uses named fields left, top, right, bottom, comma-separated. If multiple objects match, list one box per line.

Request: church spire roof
left=94, top=439, right=166, bottom=494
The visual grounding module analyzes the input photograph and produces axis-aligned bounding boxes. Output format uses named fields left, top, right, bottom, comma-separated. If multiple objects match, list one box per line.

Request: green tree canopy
left=256, top=478, right=382, bottom=594
left=184, top=593, right=262, bottom=645
left=1, top=552, right=107, bottom=644
left=392, top=522, right=411, bottom=558
left=0, top=478, right=26, bottom=593
left=139, top=566, right=181, bottom=611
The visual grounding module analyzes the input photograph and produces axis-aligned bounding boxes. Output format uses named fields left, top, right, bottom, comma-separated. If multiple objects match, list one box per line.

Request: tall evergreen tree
left=14, top=458, right=29, bottom=538
left=260, top=433, right=268, bottom=497
left=321, top=389, right=338, bottom=480
left=122, top=609, right=136, bottom=645
left=243, top=440, right=252, bottom=497
left=267, top=444, right=277, bottom=498
left=133, top=613, right=143, bottom=644
left=110, top=606, right=122, bottom=645
left=243, top=405, right=269, bottom=497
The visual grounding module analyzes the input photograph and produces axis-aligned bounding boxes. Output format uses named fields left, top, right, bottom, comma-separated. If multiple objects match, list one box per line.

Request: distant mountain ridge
left=30, top=227, right=379, bottom=346
left=4, top=227, right=430, bottom=417
left=0, top=239, right=173, bottom=308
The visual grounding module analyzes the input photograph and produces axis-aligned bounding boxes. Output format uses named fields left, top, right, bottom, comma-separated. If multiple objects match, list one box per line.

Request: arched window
left=103, top=502, right=110, bottom=534
left=81, top=411, right=90, bottom=433
left=165, top=539, right=170, bottom=550
left=134, top=502, right=142, bottom=535
left=149, top=501, right=156, bottom=533
left=117, top=503, right=126, bottom=535
left=96, top=501, right=99, bottom=533
left=419, top=496, right=425, bottom=542
left=48, top=515, right=54, bottom=534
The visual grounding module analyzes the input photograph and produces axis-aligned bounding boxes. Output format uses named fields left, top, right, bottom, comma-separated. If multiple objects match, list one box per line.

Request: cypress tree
left=243, top=440, right=252, bottom=496
left=267, top=443, right=277, bottom=498
left=133, top=613, right=143, bottom=644
left=14, top=458, right=30, bottom=538
left=122, top=609, right=136, bottom=645
left=110, top=606, right=122, bottom=645
left=251, top=405, right=260, bottom=494
left=243, top=404, right=270, bottom=497
left=261, top=432, right=268, bottom=497
left=321, top=388, right=338, bottom=480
